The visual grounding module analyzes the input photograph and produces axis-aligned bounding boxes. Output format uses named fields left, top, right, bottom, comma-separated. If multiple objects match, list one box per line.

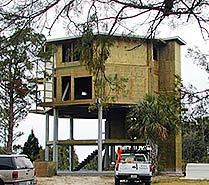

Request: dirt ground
left=37, top=176, right=209, bottom=185
left=37, top=176, right=113, bottom=185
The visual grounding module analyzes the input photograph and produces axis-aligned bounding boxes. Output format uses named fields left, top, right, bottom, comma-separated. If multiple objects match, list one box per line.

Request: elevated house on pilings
left=31, top=34, right=185, bottom=174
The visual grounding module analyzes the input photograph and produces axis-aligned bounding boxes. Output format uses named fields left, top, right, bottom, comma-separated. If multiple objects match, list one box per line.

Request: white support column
left=111, top=145, right=116, bottom=162
left=69, top=116, right=74, bottom=171
left=104, top=120, right=110, bottom=169
left=45, top=113, right=49, bottom=161
left=97, top=99, right=103, bottom=172
left=53, top=108, right=59, bottom=170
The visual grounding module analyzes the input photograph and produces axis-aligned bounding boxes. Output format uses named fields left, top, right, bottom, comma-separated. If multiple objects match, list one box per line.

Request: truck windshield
left=121, top=155, right=145, bottom=162
left=135, top=156, right=145, bottom=162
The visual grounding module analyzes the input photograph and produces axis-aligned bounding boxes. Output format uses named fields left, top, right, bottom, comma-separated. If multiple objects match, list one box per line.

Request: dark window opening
left=153, top=44, right=158, bottom=61
left=74, top=77, right=92, bottom=100
left=62, top=41, right=81, bottom=63
left=62, top=43, right=71, bottom=63
left=62, top=76, right=71, bottom=101
left=54, top=77, right=57, bottom=99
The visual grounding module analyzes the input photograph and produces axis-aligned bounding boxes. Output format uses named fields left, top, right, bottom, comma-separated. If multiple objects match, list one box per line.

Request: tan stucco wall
left=106, top=64, right=149, bottom=103
left=158, top=41, right=181, bottom=92
left=53, top=39, right=154, bottom=104
left=158, top=41, right=182, bottom=172
left=51, top=38, right=185, bottom=110
left=108, top=40, right=148, bottom=66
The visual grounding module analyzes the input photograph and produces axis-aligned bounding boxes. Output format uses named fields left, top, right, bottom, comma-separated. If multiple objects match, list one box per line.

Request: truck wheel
left=115, top=177, right=120, bottom=185
left=145, top=182, right=151, bottom=185
left=0, top=179, right=4, bottom=185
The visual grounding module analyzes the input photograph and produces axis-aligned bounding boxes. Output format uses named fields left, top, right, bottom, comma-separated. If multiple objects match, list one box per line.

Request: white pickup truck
left=114, top=147, right=152, bottom=185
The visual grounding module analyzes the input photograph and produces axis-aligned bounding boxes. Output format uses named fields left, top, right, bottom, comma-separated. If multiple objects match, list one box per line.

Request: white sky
left=16, top=115, right=100, bottom=161
left=15, top=17, right=209, bottom=162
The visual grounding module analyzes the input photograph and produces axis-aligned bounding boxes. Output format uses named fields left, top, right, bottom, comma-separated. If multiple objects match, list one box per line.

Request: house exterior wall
left=50, top=38, right=156, bottom=105
left=158, top=41, right=182, bottom=173
left=107, top=39, right=148, bottom=66
left=158, top=41, right=181, bottom=91
left=45, top=36, right=184, bottom=107
left=106, top=63, right=149, bottom=103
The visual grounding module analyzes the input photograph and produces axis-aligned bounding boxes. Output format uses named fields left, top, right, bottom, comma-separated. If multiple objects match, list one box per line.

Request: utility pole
left=97, top=98, right=103, bottom=172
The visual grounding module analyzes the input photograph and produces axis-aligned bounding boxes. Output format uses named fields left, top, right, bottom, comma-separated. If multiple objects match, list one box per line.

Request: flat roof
left=163, top=36, right=186, bottom=45
left=46, top=33, right=186, bottom=45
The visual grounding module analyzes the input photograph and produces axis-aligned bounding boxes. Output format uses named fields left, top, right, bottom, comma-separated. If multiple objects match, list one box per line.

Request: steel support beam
left=45, top=113, right=49, bottom=161
left=97, top=99, right=103, bottom=172
left=69, top=116, right=74, bottom=171
left=53, top=108, right=59, bottom=170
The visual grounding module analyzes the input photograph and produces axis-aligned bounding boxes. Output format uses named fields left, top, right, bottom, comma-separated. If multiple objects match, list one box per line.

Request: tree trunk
left=7, top=62, right=14, bottom=154
left=7, top=120, right=14, bottom=153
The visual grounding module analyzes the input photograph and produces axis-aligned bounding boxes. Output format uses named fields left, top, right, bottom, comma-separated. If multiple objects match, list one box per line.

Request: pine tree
left=0, top=27, right=46, bottom=153
left=23, top=130, right=40, bottom=161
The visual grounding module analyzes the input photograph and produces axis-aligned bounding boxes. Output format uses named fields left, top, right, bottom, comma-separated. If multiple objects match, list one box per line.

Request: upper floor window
left=62, top=76, right=71, bottom=101
left=74, top=77, right=92, bottom=100
left=53, top=77, right=57, bottom=99
left=153, top=43, right=158, bottom=61
left=62, top=41, right=81, bottom=63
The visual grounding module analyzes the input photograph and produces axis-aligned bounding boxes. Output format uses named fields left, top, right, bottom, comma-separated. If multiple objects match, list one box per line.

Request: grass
left=152, top=176, right=209, bottom=184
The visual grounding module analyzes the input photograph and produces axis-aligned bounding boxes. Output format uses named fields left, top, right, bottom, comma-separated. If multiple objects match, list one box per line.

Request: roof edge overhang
left=46, top=33, right=186, bottom=46
left=162, top=36, right=186, bottom=45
